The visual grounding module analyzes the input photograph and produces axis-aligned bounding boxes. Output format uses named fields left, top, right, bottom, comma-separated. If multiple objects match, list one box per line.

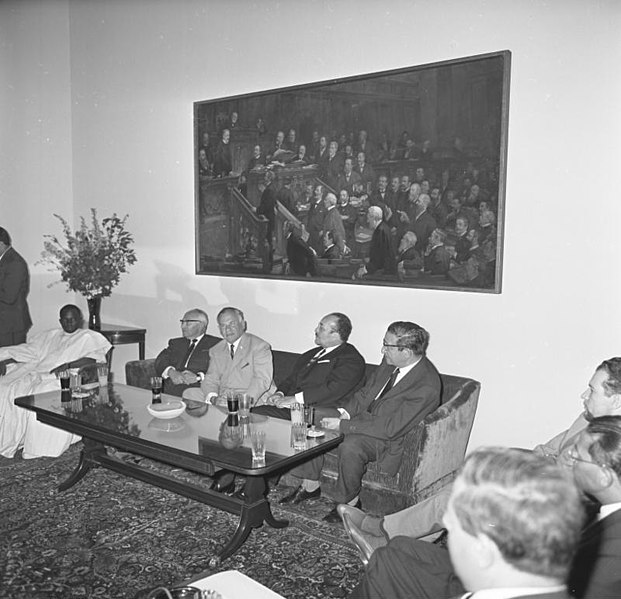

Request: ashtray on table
left=147, top=400, right=186, bottom=419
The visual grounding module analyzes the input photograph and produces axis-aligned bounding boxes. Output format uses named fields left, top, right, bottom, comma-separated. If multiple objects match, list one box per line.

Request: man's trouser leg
left=382, top=483, right=453, bottom=540
left=348, top=536, right=465, bottom=599
left=333, top=434, right=377, bottom=504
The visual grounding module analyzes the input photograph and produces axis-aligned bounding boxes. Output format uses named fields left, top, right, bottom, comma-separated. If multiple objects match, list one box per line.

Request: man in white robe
left=0, top=304, right=111, bottom=459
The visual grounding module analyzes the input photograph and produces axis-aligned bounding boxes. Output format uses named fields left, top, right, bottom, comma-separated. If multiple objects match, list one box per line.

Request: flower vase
left=86, top=296, right=102, bottom=330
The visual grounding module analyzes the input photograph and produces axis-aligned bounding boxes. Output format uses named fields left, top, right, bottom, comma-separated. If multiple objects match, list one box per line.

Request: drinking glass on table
left=150, top=376, right=163, bottom=404
left=227, top=392, right=239, bottom=414
left=238, top=393, right=252, bottom=418
left=68, top=368, right=81, bottom=393
left=97, top=363, right=109, bottom=387
left=58, top=370, right=70, bottom=391
left=250, top=429, right=266, bottom=464
left=291, top=423, right=307, bottom=450
left=290, top=403, right=304, bottom=425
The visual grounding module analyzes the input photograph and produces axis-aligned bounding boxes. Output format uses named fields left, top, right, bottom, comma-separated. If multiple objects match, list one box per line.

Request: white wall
left=3, top=0, right=621, bottom=451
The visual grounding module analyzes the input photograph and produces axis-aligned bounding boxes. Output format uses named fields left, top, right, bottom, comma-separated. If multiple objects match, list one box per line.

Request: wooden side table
left=99, top=323, right=146, bottom=369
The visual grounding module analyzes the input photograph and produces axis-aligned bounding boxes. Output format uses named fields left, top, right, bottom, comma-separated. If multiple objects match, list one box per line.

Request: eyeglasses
left=382, top=341, right=403, bottom=349
left=180, top=319, right=202, bottom=324
left=563, top=446, right=610, bottom=471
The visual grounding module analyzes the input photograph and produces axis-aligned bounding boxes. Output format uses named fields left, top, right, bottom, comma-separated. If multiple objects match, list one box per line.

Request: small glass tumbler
left=58, top=370, right=71, bottom=390
left=97, top=362, right=109, bottom=388
left=238, top=393, right=251, bottom=418
left=68, top=368, right=81, bottom=393
left=291, top=423, right=307, bottom=450
left=227, top=393, right=239, bottom=414
left=251, top=429, right=266, bottom=462
left=150, top=376, right=163, bottom=404
left=290, top=403, right=304, bottom=425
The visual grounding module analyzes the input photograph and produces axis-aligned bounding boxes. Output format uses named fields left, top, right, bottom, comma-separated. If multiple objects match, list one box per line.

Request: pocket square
left=316, top=360, right=330, bottom=364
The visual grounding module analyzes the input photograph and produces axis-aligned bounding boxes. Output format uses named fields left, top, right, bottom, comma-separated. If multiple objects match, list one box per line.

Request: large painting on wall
left=194, top=50, right=510, bottom=293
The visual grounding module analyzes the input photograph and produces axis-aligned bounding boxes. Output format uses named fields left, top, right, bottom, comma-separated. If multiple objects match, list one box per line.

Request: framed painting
left=194, top=50, right=510, bottom=293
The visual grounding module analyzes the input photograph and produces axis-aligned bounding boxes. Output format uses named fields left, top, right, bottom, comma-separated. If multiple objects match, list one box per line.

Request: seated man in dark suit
left=291, top=322, right=441, bottom=522
left=350, top=446, right=586, bottom=599
left=256, top=312, right=365, bottom=422
left=349, top=418, right=621, bottom=599
left=154, top=308, right=217, bottom=397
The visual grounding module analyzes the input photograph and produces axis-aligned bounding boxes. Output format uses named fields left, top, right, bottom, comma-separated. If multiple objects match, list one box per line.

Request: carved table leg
left=58, top=439, right=106, bottom=492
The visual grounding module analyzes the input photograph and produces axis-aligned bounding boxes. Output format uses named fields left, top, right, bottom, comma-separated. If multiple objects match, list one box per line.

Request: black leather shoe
left=210, top=472, right=236, bottom=495
left=278, top=486, right=321, bottom=505
left=324, top=499, right=362, bottom=523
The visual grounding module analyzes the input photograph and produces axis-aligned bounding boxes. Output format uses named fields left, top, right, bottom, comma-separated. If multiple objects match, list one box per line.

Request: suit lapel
left=371, top=359, right=423, bottom=412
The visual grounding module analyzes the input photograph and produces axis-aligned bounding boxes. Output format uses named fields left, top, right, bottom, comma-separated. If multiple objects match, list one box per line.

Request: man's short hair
left=367, top=206, right=383, bottom=221
left=327, top=312, right=352, bottom=342
left=386, top=322, right=430, bottom=355
left=0, top=227, right=11, bottom=245
left=456, top=215, right=469, bottom=228
left=401, top=231, right=417, bottom=246
left=452, top=447, right=584, bottom=580
left=187, top=308, right=209, bottom=325
left=217, top=306, right=245, bottom=322
left=597, top=358, right=621, bottom=396
left=585, top=415, right=621, bottom=478
left=432, top=228, right=447, bottom=243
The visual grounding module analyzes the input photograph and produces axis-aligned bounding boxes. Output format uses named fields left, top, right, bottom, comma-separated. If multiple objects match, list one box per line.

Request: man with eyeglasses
left=349, top=419, right=621, bottom=599
left=183, top=306, right=276, bottom=494
left=339, top=357, right=621, bottom=564
left=183, top=306, right=275, bottom=407
left=154, top=308, right=218, bottom=397
left=564, top=416, right=621, bottom=598
left=294, top=321, right=441, bottom=522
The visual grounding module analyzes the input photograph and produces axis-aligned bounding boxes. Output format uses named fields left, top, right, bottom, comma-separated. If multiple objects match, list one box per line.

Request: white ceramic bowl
left=147, top=400, right=186, bottom=419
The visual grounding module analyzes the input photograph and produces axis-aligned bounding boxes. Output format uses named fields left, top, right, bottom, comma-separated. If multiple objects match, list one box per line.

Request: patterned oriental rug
left=0, top=446, right=364, bottom=599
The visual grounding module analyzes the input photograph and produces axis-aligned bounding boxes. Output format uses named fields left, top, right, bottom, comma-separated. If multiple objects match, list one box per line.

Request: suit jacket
left=340, top=356, right=441, bottom=475
left=257, top=183, right=278, bottom=238
left=154, top=335, right=219, bottom=397
left=368, top=221, right=396, bottom=275
left=0, top=246, right=32, bottom=336
left=411, top=210, right=437, bottom=254
left=277, top=343, right=366, bottom=408
left=307, top=200, right=326, bottom=253
left=425, top=245, right=451, bottom=275
left=322, top=208, right=347, bottom=254
left=287, top=234, right=318, bottom=277
left=201, top=332, right=276, bottom=403
left=336, top=171, right=362, bottom=194
left=568, top=508, right=621, bottom=598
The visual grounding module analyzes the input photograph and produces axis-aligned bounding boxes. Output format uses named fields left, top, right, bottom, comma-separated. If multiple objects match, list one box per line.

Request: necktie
left=379, top=368, right=400, bottom=398
left=230, top=344, right=235, bottom=360
left=308, top=348, right=326, bottom=366
left=367, top=368, right=400, bottom=413
left=181, top=339, right=197, bottom=369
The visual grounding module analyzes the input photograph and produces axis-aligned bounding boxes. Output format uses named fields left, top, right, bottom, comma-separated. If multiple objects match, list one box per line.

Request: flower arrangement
left=40, top=209, right=137, bottom=298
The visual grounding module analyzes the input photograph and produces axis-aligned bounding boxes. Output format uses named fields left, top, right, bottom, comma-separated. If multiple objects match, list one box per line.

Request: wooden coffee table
left=15, top=383, right=343, bottom=566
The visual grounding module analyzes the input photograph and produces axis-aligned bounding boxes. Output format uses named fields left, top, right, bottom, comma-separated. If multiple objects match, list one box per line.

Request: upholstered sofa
left=125, top=335, right=480, bottom=514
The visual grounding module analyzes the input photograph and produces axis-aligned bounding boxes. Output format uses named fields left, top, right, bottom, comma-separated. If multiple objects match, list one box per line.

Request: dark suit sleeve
left=341, top=361, right=440, bottom=441
left=154, top=338, right=177, bottom=376
left=0, top=252, right=28, bottom=305
left=278, top=345, right=366, bottom=408
left=303, top=348, right=365, bottom=407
